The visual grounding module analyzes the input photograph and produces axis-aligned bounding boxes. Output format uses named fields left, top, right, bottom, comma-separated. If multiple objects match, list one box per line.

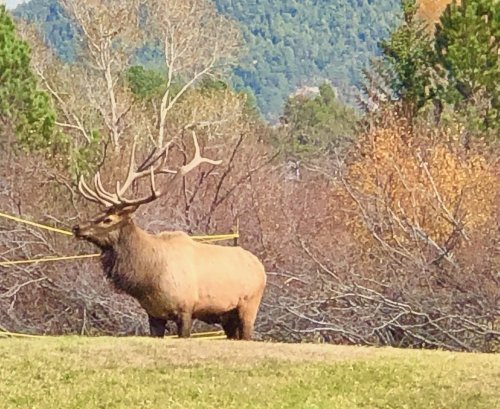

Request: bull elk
left=72, top=133, right=267, bottom=340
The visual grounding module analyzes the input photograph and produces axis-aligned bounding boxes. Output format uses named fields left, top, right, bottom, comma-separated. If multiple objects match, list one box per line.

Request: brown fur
left=73, top=206, right=267, bottom=340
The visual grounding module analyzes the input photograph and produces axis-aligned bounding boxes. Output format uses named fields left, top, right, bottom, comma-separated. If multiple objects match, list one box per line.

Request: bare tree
left=143, top=0, right=241, bottom=147
left=18, top=0, right=240, bottom=155
left=59, top=0, right=143, bottom=150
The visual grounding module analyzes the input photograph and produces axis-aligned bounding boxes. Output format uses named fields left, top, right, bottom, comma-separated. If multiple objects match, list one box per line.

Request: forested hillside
left=13, top=0, right=401, bottom=118
left=215, top=0, right=401, bottom=116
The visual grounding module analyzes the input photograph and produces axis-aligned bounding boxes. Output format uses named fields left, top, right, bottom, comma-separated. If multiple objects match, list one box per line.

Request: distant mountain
left=215, top=0, right=401, bottom=118
left=13, top=0, right=77, bottom=61
left=13, top=0, right=402, bottom=119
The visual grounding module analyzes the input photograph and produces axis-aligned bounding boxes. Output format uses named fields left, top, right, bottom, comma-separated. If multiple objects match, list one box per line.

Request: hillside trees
left=216, top=0, right=402, bottom=117
left=14, top=0, right=403, bottom=118
left=13, top=0, right=76, bottom=61
left=0, top=5, right=59, bottom=153
left=374, top=0, right=499, bottom=139
left=278, top=83, right=359, bottom=160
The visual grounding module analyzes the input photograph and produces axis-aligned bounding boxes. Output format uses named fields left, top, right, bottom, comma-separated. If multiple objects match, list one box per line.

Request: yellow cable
left=0, top=210, right=238, bottom=240
left=197, top=236, right=238, bottom=243
left=0, top=211, right=73, bottom=235
left=0, top=254, right=100, bottom=266
left=166, top=330, right=225, bottom=339
left=194, top=233, right=239, bottom=240
left=0, top=235, right=239, bottom=266
left=0, top=329, right=225, bottom=339
left=0, top=330, right=44, bottom=338
left=0, top=209, right=240, bottom=266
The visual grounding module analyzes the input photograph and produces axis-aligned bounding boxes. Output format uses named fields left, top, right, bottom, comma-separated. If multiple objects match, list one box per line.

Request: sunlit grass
left=0, top=337, right=498, bottom=408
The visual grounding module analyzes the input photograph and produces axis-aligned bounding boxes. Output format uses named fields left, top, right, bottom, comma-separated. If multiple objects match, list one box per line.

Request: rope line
left=0, top=210, right=239, bottom=266
left=0, top=254, right=101, bottom=266
left=0, top=210, right=239, bottom=241
left=0, top=329, right=226, bottom=339
left=0, top=211, right=73, bottom=235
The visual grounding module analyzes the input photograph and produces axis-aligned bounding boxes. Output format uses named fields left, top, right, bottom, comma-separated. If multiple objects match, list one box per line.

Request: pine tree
left=280, top=83, right=358, bottom=159
left=379, top=0, right=437, bottom=115
left=0, top=5, right=57, bottom=151
left=434, top=0, right=499, bottom=134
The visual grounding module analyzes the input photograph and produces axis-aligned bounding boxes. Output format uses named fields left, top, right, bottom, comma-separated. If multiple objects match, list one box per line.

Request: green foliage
left=280, top=83, right=358, bottom=158
left=434, top=0, right=499, bottom=134
left=67, top=130, right=102, bottom=179
left=12, top=0, right=76, bottom=62
left=124, top=66, right=166, bottom=100
left=13, top=0, right=402, bottom=118
left=198, top=78, right=229, bottom=93
left=124, top=66, right=260, bottom=121
left=216, top=0, right=401, bottom=117
left=197, top=78, right=261, bottom=117
left=379, top=0, right=436, bottom=113
left=376, top=0, right=499, bottom=140
left=0, top=5, right=61, bottom=152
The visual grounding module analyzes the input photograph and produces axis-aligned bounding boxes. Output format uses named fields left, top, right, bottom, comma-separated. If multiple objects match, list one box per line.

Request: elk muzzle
left=72, top=224, right=92, bottom=239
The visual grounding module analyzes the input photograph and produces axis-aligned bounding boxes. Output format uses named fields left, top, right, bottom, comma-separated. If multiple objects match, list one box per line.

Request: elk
left=72, top=133, right=267, bottom=340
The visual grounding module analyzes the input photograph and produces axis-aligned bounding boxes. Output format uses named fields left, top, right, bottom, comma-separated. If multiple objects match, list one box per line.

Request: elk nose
left=72, top=225, right=80, bottom=235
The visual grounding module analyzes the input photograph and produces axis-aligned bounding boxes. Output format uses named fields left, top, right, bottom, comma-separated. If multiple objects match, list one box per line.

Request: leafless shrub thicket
left=0, top=154, right=145, bottom=335
left=250, top=111, right=500, bottom=352
left=1, top=113, right=498, bottom=352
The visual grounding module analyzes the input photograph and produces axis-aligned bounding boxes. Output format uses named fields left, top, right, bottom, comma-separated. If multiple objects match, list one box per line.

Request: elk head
left=72, top=132, right=222, bottom=249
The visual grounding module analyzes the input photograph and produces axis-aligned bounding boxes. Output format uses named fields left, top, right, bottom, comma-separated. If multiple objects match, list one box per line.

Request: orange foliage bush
left=338, top=111, right=497, bottom=264
left=417, top=0, right=458, bottom=25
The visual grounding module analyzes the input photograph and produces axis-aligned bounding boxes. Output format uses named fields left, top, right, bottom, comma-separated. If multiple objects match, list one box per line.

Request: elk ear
left=116, top=204, right=139, bottom=217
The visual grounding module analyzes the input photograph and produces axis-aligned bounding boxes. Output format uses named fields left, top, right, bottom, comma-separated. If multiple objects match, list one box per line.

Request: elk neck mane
left=99, top=222, right=159, bottom=299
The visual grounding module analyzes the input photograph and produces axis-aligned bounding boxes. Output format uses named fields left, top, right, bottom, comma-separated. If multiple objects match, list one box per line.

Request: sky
left=3, top=0, right=27, bottom=9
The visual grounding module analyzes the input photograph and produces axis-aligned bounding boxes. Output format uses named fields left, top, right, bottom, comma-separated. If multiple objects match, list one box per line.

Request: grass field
left=0, top=336, right=499, bottom=409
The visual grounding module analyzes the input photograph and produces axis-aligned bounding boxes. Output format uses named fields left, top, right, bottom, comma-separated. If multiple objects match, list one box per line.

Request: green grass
left=0, top=337, right=499, bottom=408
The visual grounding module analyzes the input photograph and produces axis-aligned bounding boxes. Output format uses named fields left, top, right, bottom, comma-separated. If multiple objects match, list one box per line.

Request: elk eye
left=102, top=217, right=113, bottom=224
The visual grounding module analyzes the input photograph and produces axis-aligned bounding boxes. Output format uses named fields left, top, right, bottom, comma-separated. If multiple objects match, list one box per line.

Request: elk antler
left=167, top=130, right=222, bottom=185
left=77, top=132, right=222, bottom=209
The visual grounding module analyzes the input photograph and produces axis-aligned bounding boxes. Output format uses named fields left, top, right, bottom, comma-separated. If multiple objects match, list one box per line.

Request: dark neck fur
left=99, top=223, right=155, bottom=299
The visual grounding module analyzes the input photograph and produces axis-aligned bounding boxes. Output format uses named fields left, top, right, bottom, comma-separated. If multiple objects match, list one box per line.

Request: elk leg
left=148, top=315, right=166, bottom=338
left=237, top=297, right=262, bottom=341
left=176, top=312, right=193, bottom=338
left=221, top=310, right=240, bottom=340
left=237, top=313, right=254, bottom=340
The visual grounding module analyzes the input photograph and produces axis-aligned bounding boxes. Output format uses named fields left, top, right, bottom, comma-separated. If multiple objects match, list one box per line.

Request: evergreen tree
left=435, top=0, right=499, bottom=134
left=125, top=66, right=167, bottom=101
left=0, top=5, right=57, bottom=152
left=280, top=83, right=358, bottom=159
left=379, top=0, right=436, bottom=114
left=374, top=0, right=499, bottom=139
